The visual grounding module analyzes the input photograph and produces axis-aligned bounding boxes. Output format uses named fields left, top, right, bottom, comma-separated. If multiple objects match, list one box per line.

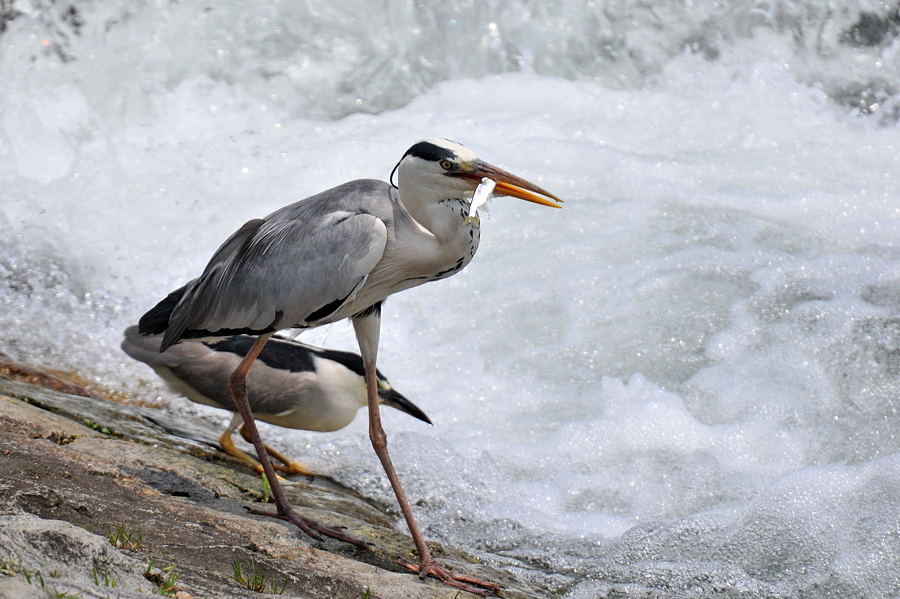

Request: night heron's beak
left=458, top=159, right=563, bottom=208
left=379, top=386, right=432, bottom=425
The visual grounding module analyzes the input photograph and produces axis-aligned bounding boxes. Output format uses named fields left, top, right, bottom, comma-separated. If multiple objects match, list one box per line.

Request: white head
left=311, top=353, right=431, bottom=428
left=391, top=138, right=563, bottom=208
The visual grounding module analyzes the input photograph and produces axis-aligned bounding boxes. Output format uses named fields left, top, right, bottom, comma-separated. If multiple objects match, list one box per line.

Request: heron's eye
left=439, top=160, right=453, bottom=170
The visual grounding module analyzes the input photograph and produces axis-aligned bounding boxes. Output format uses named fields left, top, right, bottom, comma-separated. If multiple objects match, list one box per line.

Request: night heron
left=137, top=138, right=562, bottom=594
left=121, top=325, right=431, bottom=476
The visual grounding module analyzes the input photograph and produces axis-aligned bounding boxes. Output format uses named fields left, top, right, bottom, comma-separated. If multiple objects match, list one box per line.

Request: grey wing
left=163, top=188, right=389, bottom=348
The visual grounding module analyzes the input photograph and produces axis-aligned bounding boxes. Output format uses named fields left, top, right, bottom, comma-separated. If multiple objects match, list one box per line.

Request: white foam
left=1, top=3, right=898, bottom=596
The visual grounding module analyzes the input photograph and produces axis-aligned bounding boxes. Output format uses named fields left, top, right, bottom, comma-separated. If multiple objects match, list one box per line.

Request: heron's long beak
left=379, top=386, right=433, bottom=425
left=458, top=160, right=563, bottom=208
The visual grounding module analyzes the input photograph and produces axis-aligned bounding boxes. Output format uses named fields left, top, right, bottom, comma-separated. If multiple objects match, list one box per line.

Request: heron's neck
left=403, top=194, right=471, bottom=244
left=383, top=191, right=481, bottom=288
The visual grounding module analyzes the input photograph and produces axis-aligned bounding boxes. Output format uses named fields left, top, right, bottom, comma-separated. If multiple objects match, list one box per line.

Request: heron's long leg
left=218, top=427, right=294, bottom=479
left=228, top=333, right=365, bottom=547
left=362, top=362, right=501, bottom=596
left=353, top=313, right=499, bottom=594
left=219, top=427, right=266, bottom=471
left=238, top=423, right=314, bottom=476
left=218, top=414, right=276, bottom=475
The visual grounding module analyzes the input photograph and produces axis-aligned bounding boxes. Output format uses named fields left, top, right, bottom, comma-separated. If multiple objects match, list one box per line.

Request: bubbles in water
left=1, top=2, right=898, bottom=597
left=3, top=1, right=900, bottom=120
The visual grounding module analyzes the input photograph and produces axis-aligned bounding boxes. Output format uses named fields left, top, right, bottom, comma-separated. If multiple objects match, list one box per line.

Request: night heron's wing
left=122, top=326, right=322, bottom=419
left=160, top=180, right=392, bottom=350
left=123, top=325, right=238, bottom=411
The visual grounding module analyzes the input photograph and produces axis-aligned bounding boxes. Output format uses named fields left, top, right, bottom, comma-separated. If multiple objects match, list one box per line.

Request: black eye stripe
left=405, top=141, right=457, bottom=163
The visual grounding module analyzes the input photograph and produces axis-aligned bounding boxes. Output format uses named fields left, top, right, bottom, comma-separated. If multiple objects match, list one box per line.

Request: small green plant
left=157, top=568, right=179, bottom=596
left=231, top=559, right=286, bottom=594
left=91, top=565, right=119, bottom=588
left=359, top=589, right=371, bottom=599
left=0, top=555, right=78, bottom=597
left=107, top=524, right=144, bottom=551
left=0, top=555, right=44, bottom=586
left=81, top=417, right=120, bottom=437
left=144, top=560, right=180, bottom=596
left=0, top=561, right=18, bottom=579
left=19, top=567, right=41, bottom=586
left=260, top=472, right=272, bottom=503
left=0, top=554, right=21, bottom=576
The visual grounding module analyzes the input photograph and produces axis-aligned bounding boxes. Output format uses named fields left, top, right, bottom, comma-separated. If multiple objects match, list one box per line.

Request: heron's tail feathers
left=138, top=283, right=188, bottom=336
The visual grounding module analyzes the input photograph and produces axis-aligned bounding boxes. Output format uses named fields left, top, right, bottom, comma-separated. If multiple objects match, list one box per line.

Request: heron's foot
left=398, top=557, right=502, bottom=596
left=237, top=425, right=315, bottom=478
left=271, top=458, right=315, bottom=477
left=250, top=462, right=290, bottom=483
left=244, top=505, right=369, bottom=548
left=220, top=431, right=286, bottom=480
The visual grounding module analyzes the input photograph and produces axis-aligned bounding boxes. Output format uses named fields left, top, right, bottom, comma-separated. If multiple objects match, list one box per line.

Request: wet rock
left=0, top=513, right=151, bottom=598
left=0, top=353, right=93, bottom=398
left=0, top=577, right=54, bottom=599
left=0, top=375, right=546, bottom=598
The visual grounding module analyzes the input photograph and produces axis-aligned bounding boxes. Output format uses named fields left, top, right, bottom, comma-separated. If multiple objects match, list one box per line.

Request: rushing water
left=1, top=2, right=899, bottom=597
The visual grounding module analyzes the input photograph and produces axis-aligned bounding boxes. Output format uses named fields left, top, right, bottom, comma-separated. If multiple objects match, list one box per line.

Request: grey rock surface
left=0, top=375, right=547, bottom=598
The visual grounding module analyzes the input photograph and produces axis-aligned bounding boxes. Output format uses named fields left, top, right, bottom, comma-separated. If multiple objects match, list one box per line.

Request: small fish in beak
left=464, top=177, right=497, bottom=227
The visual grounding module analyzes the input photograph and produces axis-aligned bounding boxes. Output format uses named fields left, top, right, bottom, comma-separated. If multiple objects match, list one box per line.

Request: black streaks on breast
left=430, top=256, right=467, bottom=281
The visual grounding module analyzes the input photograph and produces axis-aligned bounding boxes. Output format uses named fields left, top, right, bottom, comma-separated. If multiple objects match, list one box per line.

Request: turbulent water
left=2, top=1, right=899, bottom=597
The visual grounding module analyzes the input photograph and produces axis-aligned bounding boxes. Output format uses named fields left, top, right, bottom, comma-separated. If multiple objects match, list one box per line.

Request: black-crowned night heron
left=121, top=325, right=430, bottom=476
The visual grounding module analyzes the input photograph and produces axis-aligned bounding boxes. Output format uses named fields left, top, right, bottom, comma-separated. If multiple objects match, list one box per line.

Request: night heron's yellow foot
left=236, top=424, right=315, bottom=477
left=219, top=430, right=291, bottom=480
left=244, top=506, right=369, bottom=548
left=271, top=459, right=314, bottom=476
left=398, top=557, right=502, bottom=596
left=219, top=429, right=258, bottom=468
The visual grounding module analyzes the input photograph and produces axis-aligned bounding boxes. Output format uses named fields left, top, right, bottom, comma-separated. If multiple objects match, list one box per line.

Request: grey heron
left=121, top=325, right=431, bottom=476
left=137, top=138, right=561, bottom=595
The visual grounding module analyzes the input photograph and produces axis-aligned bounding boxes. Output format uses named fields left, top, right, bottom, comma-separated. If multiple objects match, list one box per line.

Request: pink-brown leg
left=230, top=333, right=366, bottom=547
left=237, top=424, right=315, bottom=476
left=363, top=362, right=501, bottom=596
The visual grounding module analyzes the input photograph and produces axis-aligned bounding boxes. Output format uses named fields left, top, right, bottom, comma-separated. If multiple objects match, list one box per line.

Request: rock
left=0, top=577, right=53, bottom=599
left=0, top=513, right=151, bottom=598
left=0, top=375, right=547, bottom=598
